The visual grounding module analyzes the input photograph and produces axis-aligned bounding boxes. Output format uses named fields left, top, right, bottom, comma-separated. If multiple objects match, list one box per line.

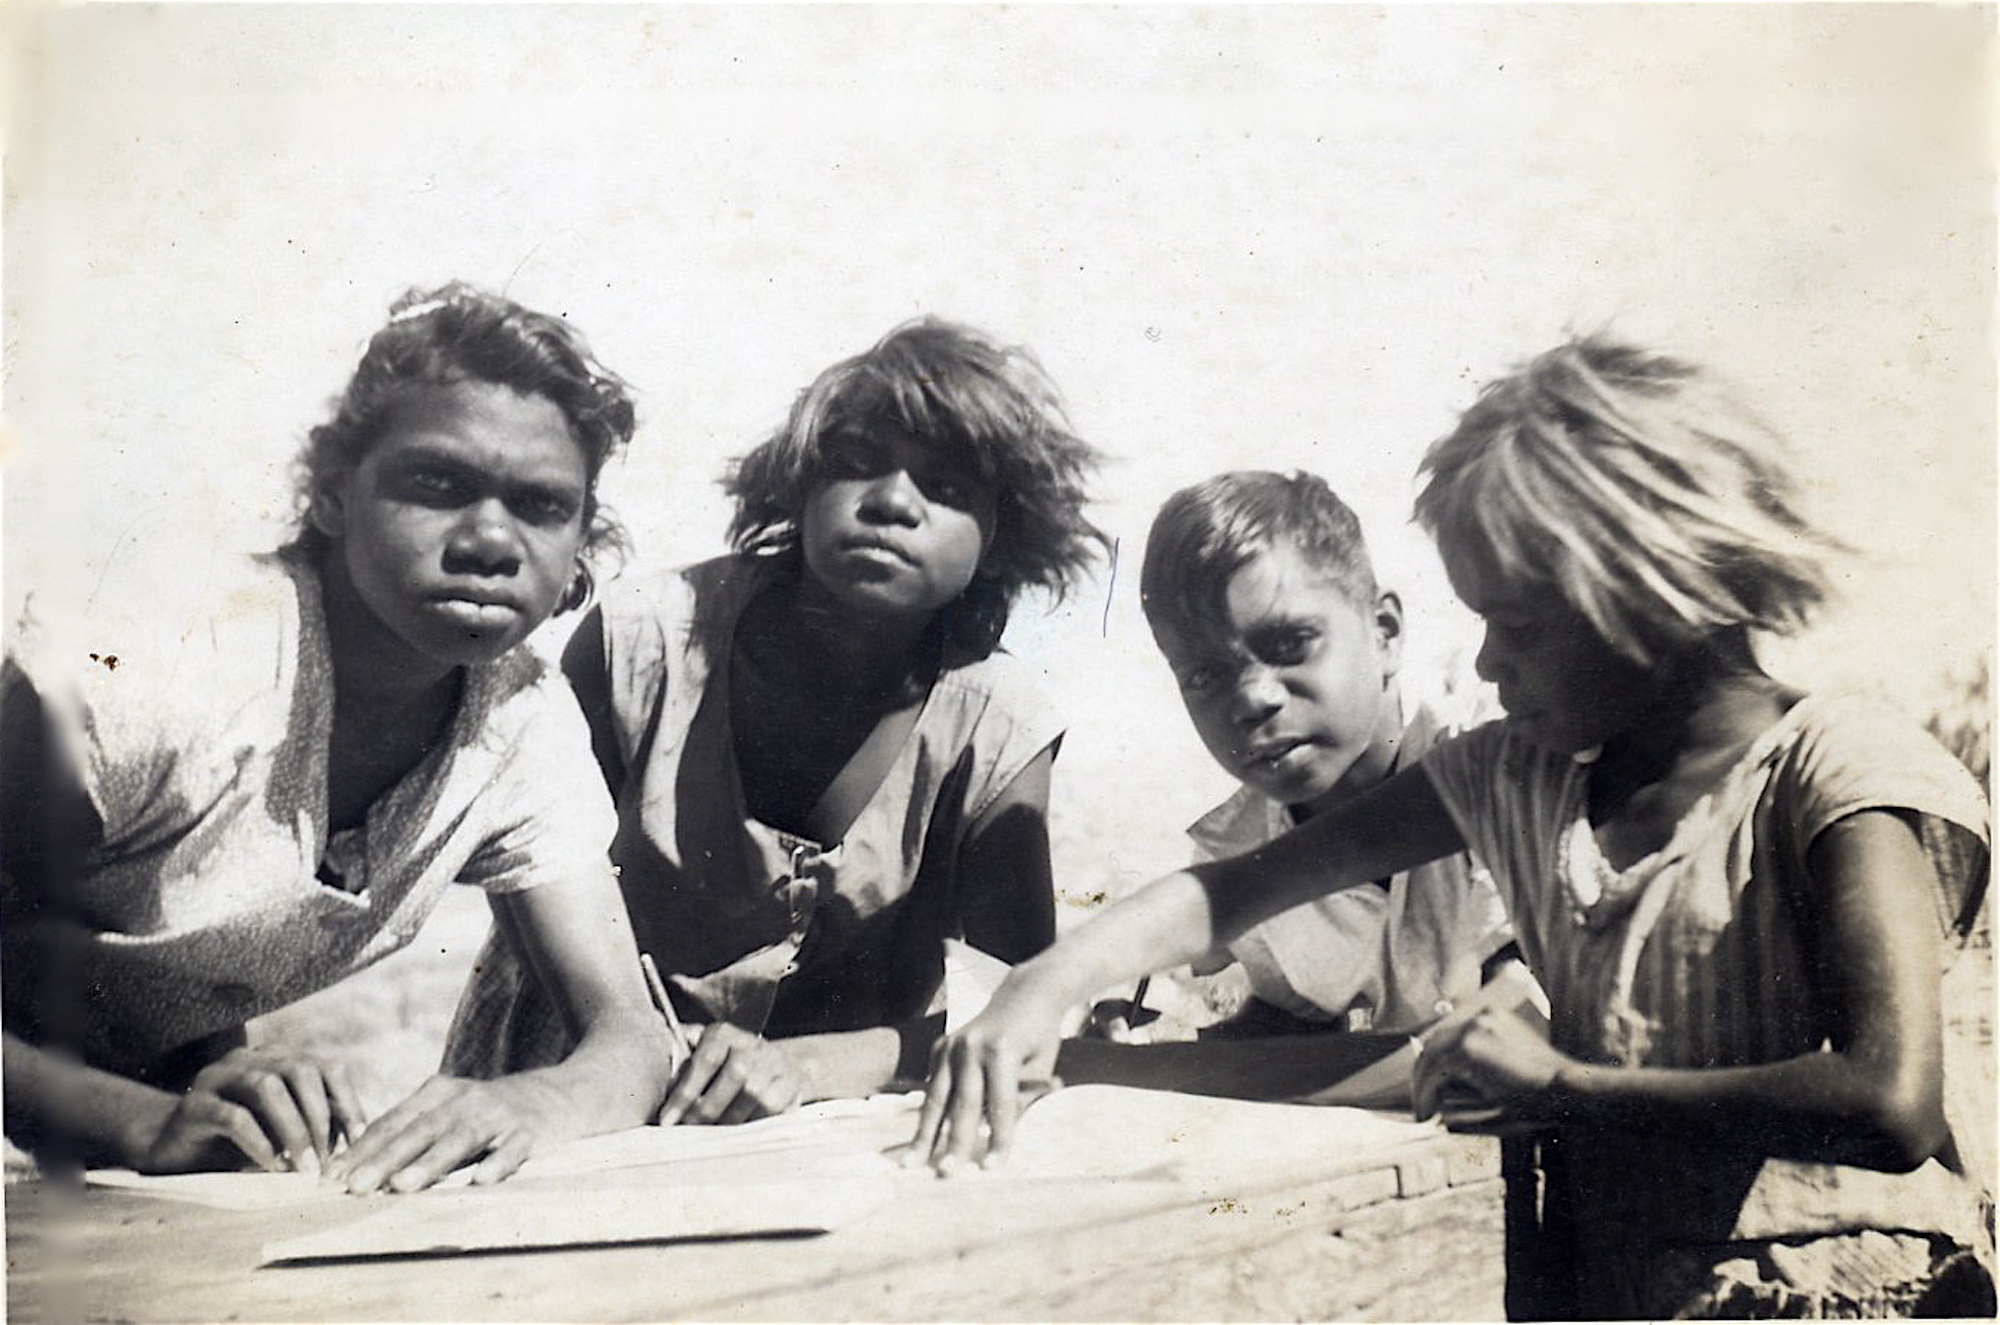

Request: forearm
left=776, top=1022, right=919, bottom=1101
left=4, top=1031, right=174, bottom=1167
left=517, top=1006, right=675, bottom=1138
left=1005, top=869, right=1225, bottom=1017
left=1550, top=1047, right=1947, bottom=1171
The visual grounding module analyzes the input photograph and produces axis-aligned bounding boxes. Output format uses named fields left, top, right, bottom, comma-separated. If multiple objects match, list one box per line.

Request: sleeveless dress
left=445, top=556, right=1062, bottom=1075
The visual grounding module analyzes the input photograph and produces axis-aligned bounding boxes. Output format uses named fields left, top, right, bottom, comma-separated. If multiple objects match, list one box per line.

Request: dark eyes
left=394, top=466, right=579, bottom=527
left=1175, top=629, right=1316, bottom=694
left=1259, top=628, right=1317, bottom=666
left=819, top=438, right=986, bottom=511
left=1177, top=664, right=1223, bottom=694
left=512, top=489, right=581, bottom=527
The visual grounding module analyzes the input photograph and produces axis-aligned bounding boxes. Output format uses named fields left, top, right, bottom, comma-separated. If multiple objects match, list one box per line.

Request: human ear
left=1373, top=590, right=1405, bottom=680
left=307, top=473, right=349, bottom=540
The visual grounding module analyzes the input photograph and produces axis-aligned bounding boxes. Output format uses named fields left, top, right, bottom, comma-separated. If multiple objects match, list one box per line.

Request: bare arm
left=329, top=872, right=674, bottom=1192
left=1416, top=810, right=1948, bottom=1171
left=912, top=763, right=1465, bottom=1170
left=662, top=749, right=1060, bottom=1121
left=560, top=607, right=627, bottom=801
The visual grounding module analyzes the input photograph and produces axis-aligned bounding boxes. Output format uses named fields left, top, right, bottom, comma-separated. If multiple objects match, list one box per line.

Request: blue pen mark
left=1101, top=536, right=1120, bottom=637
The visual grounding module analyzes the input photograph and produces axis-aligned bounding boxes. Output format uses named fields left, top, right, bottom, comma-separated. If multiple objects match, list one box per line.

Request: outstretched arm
left=911, top=762, right=1465, bottom=1171
left=1415, top=809, right=1949, bottom=1171
left=658, top=749, right=1059, bottom=1123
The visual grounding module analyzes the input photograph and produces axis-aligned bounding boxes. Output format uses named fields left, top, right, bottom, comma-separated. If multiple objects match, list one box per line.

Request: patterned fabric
left=1186, top=704, right=1515, bottom=1032
left=1422, top=693, right=1992, bottom=1317
left=444, top=555, right=1063, bottom=1076
left=2, top=549, right=617, bottom=1082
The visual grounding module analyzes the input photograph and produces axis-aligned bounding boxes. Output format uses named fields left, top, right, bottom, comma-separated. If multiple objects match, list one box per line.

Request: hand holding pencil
left=640, top=953, right=809, bottom=1126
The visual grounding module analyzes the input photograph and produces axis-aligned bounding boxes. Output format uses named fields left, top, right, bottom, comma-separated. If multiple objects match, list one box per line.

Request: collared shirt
left=1188, top=704, right=1514, bottom=1033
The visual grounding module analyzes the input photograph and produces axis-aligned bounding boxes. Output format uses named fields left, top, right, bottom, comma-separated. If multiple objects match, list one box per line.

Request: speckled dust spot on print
left=88, top=652, right=120, bottom=671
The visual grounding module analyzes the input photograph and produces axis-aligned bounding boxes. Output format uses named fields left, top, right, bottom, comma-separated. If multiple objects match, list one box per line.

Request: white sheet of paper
left=942, top=937, right=1012, bottom=1034
left=85, top=1094, right=925, bottom=1211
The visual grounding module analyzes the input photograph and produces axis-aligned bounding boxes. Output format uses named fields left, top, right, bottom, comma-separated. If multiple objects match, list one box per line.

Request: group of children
left=2, top=283, right=1989, bottom=1318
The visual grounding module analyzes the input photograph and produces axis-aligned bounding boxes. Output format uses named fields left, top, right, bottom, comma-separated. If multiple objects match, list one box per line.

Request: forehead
left=371, top=382, right=587, bottom=483
left=1223, top=541, right=1364, bottom=621
left=1156, top=541, right=1365, bottom=658
left=1442, top=543, right=1568, bottom=623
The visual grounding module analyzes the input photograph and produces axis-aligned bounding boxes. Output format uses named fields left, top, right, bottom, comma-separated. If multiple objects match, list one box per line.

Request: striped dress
left=1422, top=693, right=1991, bottom=1317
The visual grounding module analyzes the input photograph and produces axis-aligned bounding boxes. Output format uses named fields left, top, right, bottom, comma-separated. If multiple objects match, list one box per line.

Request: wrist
left=109, top=1080, right=180, bottom=1170
left=1544, top=1058, right=1593, bottom=1124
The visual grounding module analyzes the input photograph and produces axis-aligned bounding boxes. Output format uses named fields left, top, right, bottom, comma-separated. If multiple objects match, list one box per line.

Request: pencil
left=639, top=952, right=693, bottom=1064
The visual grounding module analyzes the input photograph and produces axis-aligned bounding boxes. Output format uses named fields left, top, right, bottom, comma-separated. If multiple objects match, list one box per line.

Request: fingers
left=196, top=1055, right=320, bottom=1174
left=935, top=1041, right=989, bottom=1175
left=658, top=1026, right=801, bottom=1126
left=906, top=1046, right=954, bottom=1164
left=145, top=1093, right=284, bottom=1174
left=1411, top=1016, right=1471, bottom=1121
left=330, top=1077, right=486, bottom=1194
left=978, top=1047, right=1021, bottom=1170
left=466, top=1130, right=535, bottom=1186
left=322, top=1059, right=371, bottom=1147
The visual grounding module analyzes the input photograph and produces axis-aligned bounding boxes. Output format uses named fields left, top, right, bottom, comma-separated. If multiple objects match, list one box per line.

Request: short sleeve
left=1773, top=695, right=1990, bottom=938
left=937, top=649, right=1065, bottom=824
left=455, top=674, right=619, bottom=896
left=5, top=564, right=294, bottom=846
left=1419, top=719, right=1578, bottom=977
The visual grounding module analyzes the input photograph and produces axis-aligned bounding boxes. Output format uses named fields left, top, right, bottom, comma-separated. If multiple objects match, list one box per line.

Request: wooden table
left=8, top=1040, right=1510, bottom=1322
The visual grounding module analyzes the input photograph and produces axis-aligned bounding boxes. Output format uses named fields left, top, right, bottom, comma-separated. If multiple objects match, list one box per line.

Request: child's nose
left=1473, top=632, right=1509, bottom=685
left=444, top=501, right=525, bottom=576
left=857, top=469, right=924, bottom=525
left=1229, top=667, right=1286, bottom=727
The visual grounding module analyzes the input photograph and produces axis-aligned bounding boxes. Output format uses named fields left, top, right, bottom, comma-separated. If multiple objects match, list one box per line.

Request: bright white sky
left=7, top=5, right=1992, bottom=900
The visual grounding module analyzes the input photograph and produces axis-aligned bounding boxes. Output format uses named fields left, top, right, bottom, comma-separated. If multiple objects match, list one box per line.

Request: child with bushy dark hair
left=448, top=317, right=1106, bottom=1124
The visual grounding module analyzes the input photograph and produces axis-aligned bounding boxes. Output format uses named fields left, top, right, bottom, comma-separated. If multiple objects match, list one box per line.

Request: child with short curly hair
left=448, top=317, right=1106, bottom=1124
left=2, top=283, right=673, bottom=1192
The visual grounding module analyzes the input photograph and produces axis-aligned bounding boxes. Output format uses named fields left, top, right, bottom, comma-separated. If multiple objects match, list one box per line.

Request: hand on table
left=656, top=1023, right=807, bottom=1126
left=137, top=1046, right=367, bottom=1176
left=1412, top=1004, right=1569, bottom=1130
left=905, top=982, right=1065, bottom=1175
left=326, top=1072, right=570, bottom=1194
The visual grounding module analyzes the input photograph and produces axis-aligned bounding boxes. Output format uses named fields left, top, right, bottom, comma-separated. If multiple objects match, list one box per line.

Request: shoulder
left=11, top=549, right=306, bottom=730
left=1772, top=691, right=1988, bottom=841
left=1419, top=715, right=1556, bottom=786
left=594, top=556, right=765, bottom=660
left=929, top=647, right=1063, bottom=746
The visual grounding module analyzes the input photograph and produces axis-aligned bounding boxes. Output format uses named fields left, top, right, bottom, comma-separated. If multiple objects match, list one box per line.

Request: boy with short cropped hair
left=1136, top=469, right=1516, bottom=1035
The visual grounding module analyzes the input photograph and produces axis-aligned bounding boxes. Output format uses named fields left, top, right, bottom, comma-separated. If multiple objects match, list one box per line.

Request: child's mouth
left=1245, top=739, right=1309, bottom=772
left=428, top=597, right=521, bottom=633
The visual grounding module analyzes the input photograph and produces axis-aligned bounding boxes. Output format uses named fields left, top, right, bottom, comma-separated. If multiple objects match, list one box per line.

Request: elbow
left=1846, top=1070, right=1949, bottom=1173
